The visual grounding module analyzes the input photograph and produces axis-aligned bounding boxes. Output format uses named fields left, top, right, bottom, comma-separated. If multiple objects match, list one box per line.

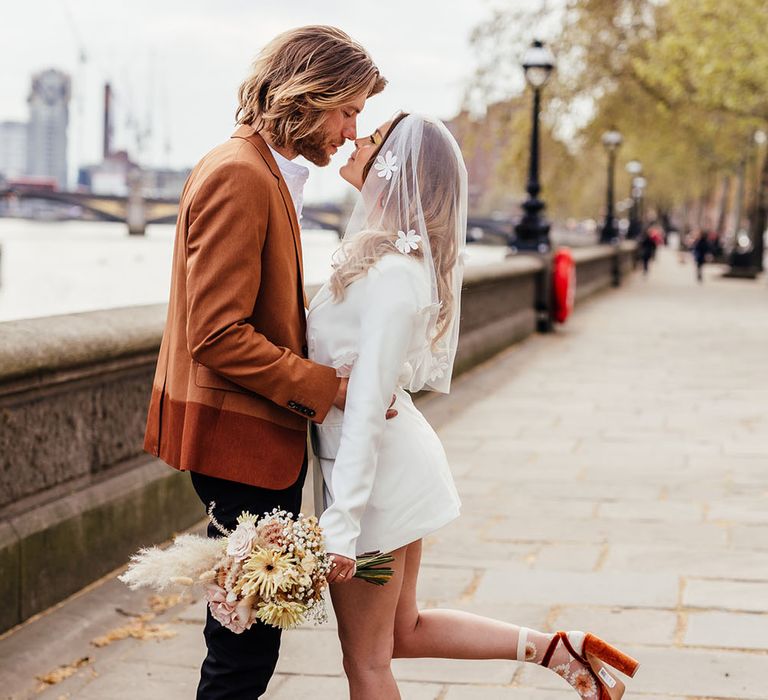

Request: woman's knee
left=342, top=655, right=391, bottom=678
left=339, top=631, right=394, bottom=670
left=392, top=615, right=420, bottom=658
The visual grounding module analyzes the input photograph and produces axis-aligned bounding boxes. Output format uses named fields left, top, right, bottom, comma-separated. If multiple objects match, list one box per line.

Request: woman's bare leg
left=391, top=540, right=605, bottom=696
left=329, top=544, right=409, bottom=700
left=392, top=540, right=553, bottom=661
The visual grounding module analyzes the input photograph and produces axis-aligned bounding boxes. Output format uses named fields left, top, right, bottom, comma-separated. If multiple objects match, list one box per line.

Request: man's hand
left=326, top=553, right=356, bottom=584
left=332, top=378, right=398, bottom=419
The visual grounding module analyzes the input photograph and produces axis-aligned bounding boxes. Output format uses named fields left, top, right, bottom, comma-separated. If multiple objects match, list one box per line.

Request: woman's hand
left=327, top=553, right=356, bottom=584
left=332, top=377, right=349, bottom=410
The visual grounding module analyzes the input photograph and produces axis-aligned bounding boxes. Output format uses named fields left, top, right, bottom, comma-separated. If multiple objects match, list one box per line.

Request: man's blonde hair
left=236, top=26, right=386, bottom=148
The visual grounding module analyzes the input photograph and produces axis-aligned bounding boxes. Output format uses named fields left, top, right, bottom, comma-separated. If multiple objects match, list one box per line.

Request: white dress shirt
left=268, top=145, right=310, bottom=221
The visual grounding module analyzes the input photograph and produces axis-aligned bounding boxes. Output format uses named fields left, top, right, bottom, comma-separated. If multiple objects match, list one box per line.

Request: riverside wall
left=0, top=242, right=635, bottom=633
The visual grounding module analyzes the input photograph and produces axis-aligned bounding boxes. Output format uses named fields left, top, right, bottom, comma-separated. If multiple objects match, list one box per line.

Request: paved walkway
left=2, top=249, right=767, bottom=699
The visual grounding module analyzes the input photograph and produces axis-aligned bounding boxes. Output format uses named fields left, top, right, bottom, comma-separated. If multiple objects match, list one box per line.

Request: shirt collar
left=267, top=145, right=310, bottom=220
left=268, top=146, right=309, bottom=184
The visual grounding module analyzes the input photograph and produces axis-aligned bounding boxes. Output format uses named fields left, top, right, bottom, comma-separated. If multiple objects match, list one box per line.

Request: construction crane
left=60, top=0, right=88, bottom=187
left=59, top=1, right=171, bottom=171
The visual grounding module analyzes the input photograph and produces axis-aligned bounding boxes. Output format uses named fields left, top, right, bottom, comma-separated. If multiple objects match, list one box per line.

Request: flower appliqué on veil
left=374, top=150, right=398, bottom=180
left=428, top=355, right=449, bottom=381
left=395, top=229, right=422, bottom=255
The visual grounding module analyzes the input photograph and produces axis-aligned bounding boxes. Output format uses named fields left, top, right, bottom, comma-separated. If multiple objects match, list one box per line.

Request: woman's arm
left=319, top=259, right=423, bottom=560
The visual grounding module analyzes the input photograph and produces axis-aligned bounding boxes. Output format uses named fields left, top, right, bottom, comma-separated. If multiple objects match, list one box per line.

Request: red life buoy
left=552, top=248, right=575, bottom=323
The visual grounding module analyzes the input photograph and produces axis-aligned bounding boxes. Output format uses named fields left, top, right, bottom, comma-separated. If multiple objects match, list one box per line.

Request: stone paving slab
left=683, top=579, right=768, bottom=613
left=2, top=251, right=767, bottom=699
left=271, top=676, right=444, bottom=699
left=685, top=611, right=768, bottom=650
left=549, top=607, right=679, bottom=647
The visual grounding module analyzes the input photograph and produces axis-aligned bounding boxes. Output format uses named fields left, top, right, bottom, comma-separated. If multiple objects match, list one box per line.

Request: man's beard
left=294, top=129, right=333, bottom=166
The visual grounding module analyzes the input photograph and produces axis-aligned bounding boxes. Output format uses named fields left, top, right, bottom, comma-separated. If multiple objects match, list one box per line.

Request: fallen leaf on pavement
left=91, top=613, right=176, bottom=648
left=148, top=592, right=186, bottom=614
left=36, top=656, right=91, bottom=686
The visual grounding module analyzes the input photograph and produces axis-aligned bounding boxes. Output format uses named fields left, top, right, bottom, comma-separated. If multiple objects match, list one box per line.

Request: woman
left=307, top=113, right=639, bottom=699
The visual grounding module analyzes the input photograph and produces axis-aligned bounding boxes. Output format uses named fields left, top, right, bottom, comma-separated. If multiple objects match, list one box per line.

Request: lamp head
left=602, top=129, right=623, bottom=151
left=522, top=40, right=555, bottom=89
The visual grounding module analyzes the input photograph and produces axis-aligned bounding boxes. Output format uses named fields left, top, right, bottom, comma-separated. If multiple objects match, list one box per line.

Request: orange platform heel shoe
left=541, top=631, right=640, bottom=700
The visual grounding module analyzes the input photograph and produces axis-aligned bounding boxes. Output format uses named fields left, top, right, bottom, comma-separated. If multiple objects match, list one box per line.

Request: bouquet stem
left=354, top=551, right=395, bottom=585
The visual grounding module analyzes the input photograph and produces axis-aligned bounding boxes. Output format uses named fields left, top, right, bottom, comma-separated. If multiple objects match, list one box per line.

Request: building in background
left=78, top=154, right=190, bottom=199
left=0, top=121, right=28, bottom=181
left=77, top=82, right=189, bottom=200
left=26, top=69, right=70, bottom=190
left=78, top=151, right=135, bottom=196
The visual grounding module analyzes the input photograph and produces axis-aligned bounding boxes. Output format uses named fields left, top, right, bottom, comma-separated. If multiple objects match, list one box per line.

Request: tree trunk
left=716, top=174, right=731, bottom=237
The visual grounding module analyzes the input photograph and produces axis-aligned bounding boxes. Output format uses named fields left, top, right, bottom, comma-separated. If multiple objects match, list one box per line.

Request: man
left=692, top=229, right=710, bottom=283
left=639, top=227, right=657, bottom=275
left=143, top=26, right=386, bottom=699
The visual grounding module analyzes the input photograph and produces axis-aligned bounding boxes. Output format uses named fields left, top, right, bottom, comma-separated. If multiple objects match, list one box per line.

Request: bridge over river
left=0, top=184, right=516, bottom=243
left=0, top=184, right=346, bottom=233
left=1, top=248, right=766, bottom=699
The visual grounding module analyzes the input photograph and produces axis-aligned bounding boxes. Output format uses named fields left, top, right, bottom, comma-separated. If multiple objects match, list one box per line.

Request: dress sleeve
left=319, top=259, right=423, bottom=559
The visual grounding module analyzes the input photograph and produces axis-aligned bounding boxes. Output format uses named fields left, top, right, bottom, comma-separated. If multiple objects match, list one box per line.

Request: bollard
left=611, top=246, right=621, bottom=287
left=535, top=252, right=555, bottom=333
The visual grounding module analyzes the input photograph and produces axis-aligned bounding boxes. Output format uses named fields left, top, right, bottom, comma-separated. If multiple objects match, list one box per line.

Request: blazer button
left=308, top=409, right=316, bottom=417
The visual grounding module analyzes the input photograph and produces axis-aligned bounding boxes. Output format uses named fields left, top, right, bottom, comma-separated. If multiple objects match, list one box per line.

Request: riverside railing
left=0, top=242, right=635, bottom=633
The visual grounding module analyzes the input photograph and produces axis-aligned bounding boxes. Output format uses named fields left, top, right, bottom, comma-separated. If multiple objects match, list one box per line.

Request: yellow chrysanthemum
left=255, top=601, right=307, bottom=630
left=240, top=547, right=292, bottom=599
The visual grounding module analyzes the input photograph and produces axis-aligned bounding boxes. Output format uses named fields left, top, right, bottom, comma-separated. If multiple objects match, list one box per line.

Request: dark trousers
left=190, top=457, right=307, bottom=700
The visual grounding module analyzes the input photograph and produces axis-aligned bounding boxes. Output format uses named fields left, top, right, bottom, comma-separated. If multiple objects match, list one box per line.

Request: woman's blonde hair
left=236, top=26, right=386, bottom=149
left=330, top=117, right=461, bottom=345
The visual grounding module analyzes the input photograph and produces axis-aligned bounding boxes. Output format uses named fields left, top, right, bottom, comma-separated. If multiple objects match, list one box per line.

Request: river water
left=0, top=219, right=507, bottom=322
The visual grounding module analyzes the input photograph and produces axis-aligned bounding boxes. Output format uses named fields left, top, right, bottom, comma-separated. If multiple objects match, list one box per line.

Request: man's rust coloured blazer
left=144, top=125, right=340, bottom=489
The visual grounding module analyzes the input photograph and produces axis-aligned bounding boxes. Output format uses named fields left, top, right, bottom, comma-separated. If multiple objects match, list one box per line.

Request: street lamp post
left=632, top=176, right=647, bottom=231
left=725, top=128, right=766, bottom=278
left=512, top=39, right=556, bottom=253
left=626, top=160, right=643, bottom=239
left=751, top=129, right=766, bottom=273
left=600, top=129, right=623, bottom=244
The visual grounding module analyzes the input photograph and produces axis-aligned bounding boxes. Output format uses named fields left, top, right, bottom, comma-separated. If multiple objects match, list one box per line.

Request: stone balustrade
left=0, top=242, right=635, bottom=632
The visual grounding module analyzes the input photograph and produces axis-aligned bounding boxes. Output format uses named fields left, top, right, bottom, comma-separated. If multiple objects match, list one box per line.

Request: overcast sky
left=1, top=0, right=521, bottom=202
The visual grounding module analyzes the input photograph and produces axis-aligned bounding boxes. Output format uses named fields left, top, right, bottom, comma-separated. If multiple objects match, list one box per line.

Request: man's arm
left=185, top=159, right=340, bottom=423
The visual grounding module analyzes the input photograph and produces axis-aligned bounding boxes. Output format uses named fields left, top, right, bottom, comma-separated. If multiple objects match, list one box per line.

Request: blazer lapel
left=232, top=126, right=308, bottom=307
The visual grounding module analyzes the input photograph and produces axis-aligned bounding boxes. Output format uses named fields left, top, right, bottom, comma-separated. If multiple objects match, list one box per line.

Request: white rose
left=226, top=521, right=258, bottom=560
